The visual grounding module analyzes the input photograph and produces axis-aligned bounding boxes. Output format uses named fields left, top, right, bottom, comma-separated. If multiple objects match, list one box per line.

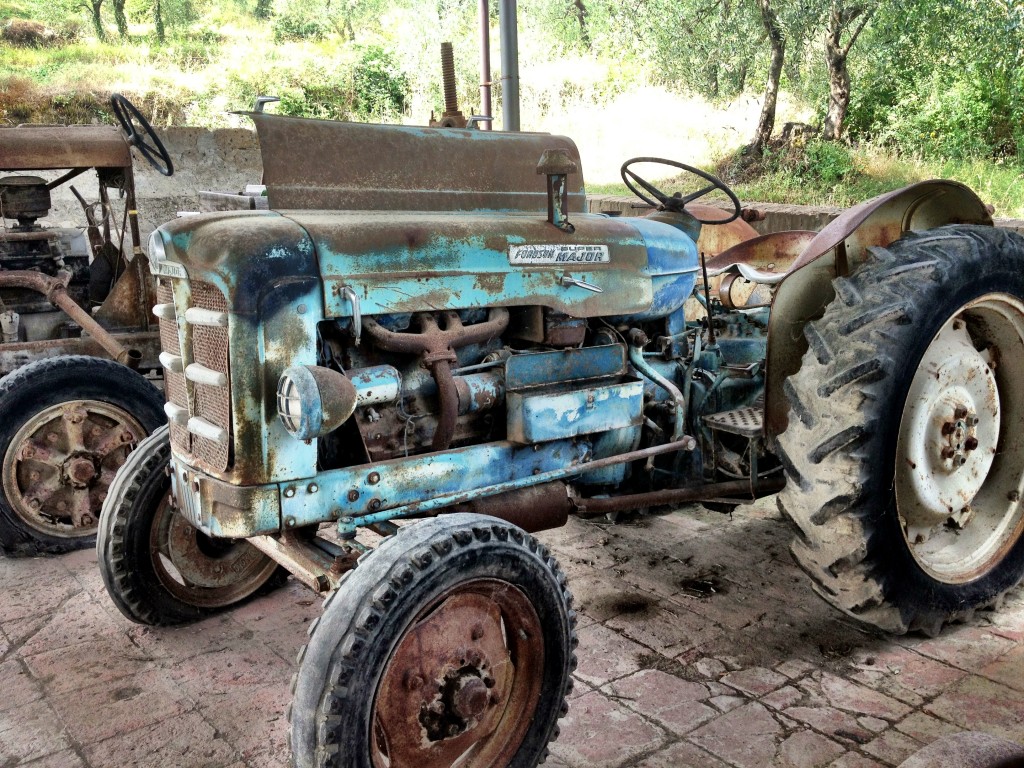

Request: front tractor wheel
left=778, top=225, right=1024, bottom=635
left=290, top=513, right=576, bottom=768
left=97, top=426, right=285, bottom=625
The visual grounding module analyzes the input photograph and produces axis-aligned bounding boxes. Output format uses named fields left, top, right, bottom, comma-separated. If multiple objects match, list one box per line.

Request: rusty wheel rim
left=2, top=400, right=146, bottom=538
left=149, top=495, right=279, bottom=608
left=370, top=579, right=544, bottom=768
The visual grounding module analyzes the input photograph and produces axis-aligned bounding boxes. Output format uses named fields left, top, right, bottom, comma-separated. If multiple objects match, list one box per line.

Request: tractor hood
left=286, top=209, right=698, bottom=319
left=153, top=209, right=699, bottom=321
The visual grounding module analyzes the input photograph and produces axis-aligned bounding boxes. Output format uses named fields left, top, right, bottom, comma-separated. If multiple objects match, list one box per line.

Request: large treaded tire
left=289, top=513, right=577, bottom=768
left=0, top=355, right=165, bottom=556
left=778, top=225, right=1024, bottom=635
left=97, top=426, right=285, bottom=625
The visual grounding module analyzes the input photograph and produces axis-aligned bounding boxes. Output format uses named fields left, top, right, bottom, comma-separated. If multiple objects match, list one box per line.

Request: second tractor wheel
left=97, top=426, right=285, bottom=625
left=0, top=355, right=166, bottom=556
left=290, top=513, right=577, bottom=768
left=778, top=225, right=1024, bottom=635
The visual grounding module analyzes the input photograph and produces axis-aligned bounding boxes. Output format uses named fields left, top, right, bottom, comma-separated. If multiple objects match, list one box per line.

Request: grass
left=590, top=145, right=1024, bottom=219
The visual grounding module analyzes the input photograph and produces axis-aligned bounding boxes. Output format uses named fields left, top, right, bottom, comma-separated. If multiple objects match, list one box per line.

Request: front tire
left=0, top=355, right=165, bottom=556
left=778, top=225, right=1024, bottom=635
left=97, top=426, right=284, bottom=625
left=289, top=513, right=577, bottom=768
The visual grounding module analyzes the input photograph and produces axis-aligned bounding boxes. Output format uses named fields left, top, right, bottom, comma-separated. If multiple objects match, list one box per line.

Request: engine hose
left=627, top=331, right=686, bottom=442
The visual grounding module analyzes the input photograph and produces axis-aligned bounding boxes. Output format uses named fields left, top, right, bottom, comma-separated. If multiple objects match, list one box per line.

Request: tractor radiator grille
left=156, top=279, right=232, bottom=472
left=157, top=281, right=191, bottom=454
left=189, top=282, right=231, bottom=472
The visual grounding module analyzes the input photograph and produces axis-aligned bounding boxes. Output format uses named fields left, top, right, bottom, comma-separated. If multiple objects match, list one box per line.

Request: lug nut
left=965, top=437, right=979, bottom=451
left=954, top=406, right=968, bottom=419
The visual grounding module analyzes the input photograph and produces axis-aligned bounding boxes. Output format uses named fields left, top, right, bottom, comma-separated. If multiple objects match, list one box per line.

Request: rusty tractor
left=0, top=94, right=169, bottom=555
left=96, top=111, right=1024, bottom=767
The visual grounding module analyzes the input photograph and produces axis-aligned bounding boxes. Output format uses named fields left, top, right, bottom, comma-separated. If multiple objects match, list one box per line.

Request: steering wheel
left=621, top=157, right=740, bottom=224
left=110, top=93, right=174, bottom=177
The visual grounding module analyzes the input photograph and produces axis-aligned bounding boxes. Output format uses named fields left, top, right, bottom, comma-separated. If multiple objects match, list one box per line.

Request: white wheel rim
left=895, top=294, right=1024, bottom=582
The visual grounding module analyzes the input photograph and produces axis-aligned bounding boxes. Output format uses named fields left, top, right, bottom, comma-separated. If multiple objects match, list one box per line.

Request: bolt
left=368, top=472, right=381, bottom=485
left=80, top=514, right=94, bottom=526
left=28, top=498, right=40, bottom=509
left=284, top=487, right=296, bottom=498
left=308, top=483, right=318, bottom=493
left=46, top=433, right=58, bottom=444
left=958, top=456, right=968, bottom=466
left=1010, top=490, right=1022, bottom=502
left=91, top=426, right=101, bottom=436
left=29, top=471, right=40, bottom=481
left=285, top=517, right=296, bottom=527
left=470, top=624, right=485, bottom=641
left=467, top=649, right=482, bottom=666
left=941, top=447, right=956, bottom=460
left=942, top=422, right=955, bottom=436
left=120, top=431, right=133, bottom=443
left=404, top=672, right=425, bottom=691
left=56, top=501, right=67, bottom=511
left=21, top=445, right=35, bottom=459
left=965, top=437, right=979, bottom=451
left=954, top=406, right=968, bottom=420
left=213, top=564, right=223, bottom=574
left=969, top=415, right=980, bottom=426
left=367, top=498, right=382, bottom=512
left=347, top=489, right=359, bottom=502
left=66, top=409, right=86, bottom=424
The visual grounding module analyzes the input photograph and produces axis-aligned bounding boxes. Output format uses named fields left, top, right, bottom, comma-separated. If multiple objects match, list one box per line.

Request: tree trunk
left=750, top=0, right=785, bottom=153
left=153, top=0, right=165, bottom=42
left=822, top=3, right=874, bottom=141
left=571, top=0, right=591, bottom=49
left=822, top=50, right=849, bottom=140
left=82, top=0, right=105, bottom=40
left=112, top=0, right=128, bottom=37
left=253, top=0, right=272, bottom=19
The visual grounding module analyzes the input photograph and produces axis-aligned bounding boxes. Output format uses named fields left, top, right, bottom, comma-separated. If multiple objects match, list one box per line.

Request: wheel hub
left=897, top=319, right=999, bottom=538
left=63, top=454, right=99, bottom=489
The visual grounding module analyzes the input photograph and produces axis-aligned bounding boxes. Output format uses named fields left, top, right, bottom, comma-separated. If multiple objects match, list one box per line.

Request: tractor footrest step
left=703, top=406, right=763, bottom=438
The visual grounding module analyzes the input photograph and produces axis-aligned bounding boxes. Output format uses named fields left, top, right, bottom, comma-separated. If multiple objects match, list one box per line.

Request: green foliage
left=352, top=45, right=408, bottom=120
left=272, top=0, right=332, bottom=41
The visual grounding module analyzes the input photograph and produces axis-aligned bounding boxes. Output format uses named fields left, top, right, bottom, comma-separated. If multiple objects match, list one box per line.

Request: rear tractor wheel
left=289, top=513, right=576, bottom=768
left=779, top=225, right=1024, bottom=635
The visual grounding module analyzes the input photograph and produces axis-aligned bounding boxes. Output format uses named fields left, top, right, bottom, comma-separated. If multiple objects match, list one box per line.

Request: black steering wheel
left=621, top=157, right=740, bottom=224
left=110, top=93, right=174, bottom=177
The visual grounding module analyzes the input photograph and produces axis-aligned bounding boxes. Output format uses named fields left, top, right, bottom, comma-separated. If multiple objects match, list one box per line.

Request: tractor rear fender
left=763, top=180, right=993, bottom=443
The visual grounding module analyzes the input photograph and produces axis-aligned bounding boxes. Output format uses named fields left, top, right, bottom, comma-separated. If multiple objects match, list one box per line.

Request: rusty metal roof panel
left=0, top=125, right=131, bottom=170
left=248, top=113, right=586, bottom=214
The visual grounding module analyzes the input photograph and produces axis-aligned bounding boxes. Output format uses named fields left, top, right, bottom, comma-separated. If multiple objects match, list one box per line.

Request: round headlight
left=276, top=365, right=358, bottom=440
left=148, top=229, right=166, bottom=262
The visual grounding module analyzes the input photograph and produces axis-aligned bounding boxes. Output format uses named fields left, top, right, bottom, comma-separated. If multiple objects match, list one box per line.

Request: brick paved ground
left=1, top=497, right=1021, bottom=768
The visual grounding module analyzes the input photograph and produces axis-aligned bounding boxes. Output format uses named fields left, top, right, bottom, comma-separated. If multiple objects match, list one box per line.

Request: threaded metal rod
left=441, top=42, right=459, bottom=114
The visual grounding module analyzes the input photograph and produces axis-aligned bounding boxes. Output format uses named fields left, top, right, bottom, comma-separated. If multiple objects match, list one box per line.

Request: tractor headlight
left=148, top=229, right=166, bottom=262
left=276, top=365, right=358, bottom=440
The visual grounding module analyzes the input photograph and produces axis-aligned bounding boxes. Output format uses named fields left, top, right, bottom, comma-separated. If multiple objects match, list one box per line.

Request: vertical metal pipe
left=478, top=0, right=492, bottom=130
left=498, top=0, right=520, bottom=131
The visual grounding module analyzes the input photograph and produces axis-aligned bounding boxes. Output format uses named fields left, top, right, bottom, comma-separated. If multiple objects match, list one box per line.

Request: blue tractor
left=98, top=112, right=1024, bottom=767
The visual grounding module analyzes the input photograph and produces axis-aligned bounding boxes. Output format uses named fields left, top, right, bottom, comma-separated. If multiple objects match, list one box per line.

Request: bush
left=352, top=46, right=408, bottom=121
left=799, top=139, right=854, bottom=186
left=272, top=3, right=331, bottom=41
left=2, top=20, right=57, bottom=46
